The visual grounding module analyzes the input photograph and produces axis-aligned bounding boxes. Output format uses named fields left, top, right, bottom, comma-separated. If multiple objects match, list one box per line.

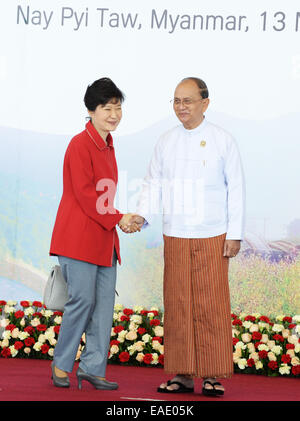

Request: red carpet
left=0, top=359, right=300, bottom=403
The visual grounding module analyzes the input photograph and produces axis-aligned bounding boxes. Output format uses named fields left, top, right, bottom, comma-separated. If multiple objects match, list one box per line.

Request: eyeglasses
left=170, top=98, right=203, bottom=107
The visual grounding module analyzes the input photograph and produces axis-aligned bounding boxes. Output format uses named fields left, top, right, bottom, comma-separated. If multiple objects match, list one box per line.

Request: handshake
left=118, top=214, right=145, bottom=234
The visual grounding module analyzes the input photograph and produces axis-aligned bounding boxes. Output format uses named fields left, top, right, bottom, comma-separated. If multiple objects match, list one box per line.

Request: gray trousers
left=53, top=252, right=117, bottom=377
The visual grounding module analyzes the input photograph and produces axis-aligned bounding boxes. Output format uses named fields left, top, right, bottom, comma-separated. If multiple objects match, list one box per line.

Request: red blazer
left=50, top=121, right=123, bottom=266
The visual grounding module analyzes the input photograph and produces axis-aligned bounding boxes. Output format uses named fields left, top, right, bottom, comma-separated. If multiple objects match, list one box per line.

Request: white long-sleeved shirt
left=136, top=118, right=246, bottom=239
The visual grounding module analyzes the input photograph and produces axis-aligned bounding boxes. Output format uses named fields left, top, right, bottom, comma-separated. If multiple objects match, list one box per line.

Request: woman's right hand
left=118, top=214, right=144, bottom=233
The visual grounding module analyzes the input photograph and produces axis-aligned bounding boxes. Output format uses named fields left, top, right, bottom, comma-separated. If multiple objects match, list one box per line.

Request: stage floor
left=0, top=359, right=299, bottom=403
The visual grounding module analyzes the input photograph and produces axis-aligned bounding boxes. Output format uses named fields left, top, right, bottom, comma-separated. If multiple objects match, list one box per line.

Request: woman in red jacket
left=49, top=78, right=138, bottom=390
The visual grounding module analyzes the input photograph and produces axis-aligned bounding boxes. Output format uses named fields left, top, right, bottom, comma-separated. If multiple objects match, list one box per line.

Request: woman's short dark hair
left=84, top=77, right=125, bottom=111
left=182, top=77, right=209, bottom=99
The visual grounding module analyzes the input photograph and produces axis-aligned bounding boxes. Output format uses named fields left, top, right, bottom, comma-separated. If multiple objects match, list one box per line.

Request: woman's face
left=88, top=98, right=122, bottom=139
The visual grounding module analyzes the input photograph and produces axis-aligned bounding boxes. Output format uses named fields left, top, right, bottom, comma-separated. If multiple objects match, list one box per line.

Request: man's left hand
left=223, top=240, right=241, bottom=258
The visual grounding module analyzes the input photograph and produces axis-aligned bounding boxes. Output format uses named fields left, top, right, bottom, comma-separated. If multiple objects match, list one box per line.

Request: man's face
left=173, top=80, right=209, bottom=129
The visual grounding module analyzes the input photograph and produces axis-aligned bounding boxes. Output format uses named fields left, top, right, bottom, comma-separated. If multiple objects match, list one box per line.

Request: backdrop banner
left=0, top=0, right=299, bottom=316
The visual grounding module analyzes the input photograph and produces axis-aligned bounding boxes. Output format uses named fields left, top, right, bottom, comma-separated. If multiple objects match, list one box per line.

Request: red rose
left=252, top=332, right=262, bottom=341
left=5, top=324, right=16, bottom=332
left=232, top=319, right=242, bottom=326
left=110, top=339, right=120, bottom=346
left=53, top=311, right=63, bottom=316
left=14, top=341, right=24, bottom=350
left=0, top=300, right=7, bottom=306
left=259, top=316, right=270, bottom=323
left=231, top=313, right=238, bottom=319
left=245, top=315, right=256, bottom=322
left=1, top=347, right=11, bottom=358
left=247, top=358, right=255, bottom=367
left=123, top=308, right=134, bottom=316
left=233, top=337, right=239, bottom=346
left=120, top=315, right=130, bottom=322
left=119, top=351, right=130, bottom=363
left=14, top=310, right=25, bottom=319
left=36, top=324, right=47, bottom=332
left=143, top=353, right=153, bottom=364
left=140, top=310, right=148, bottom=316
left=268, top=361, right=278, bottom=370
left=283, top=316, right=292, bottom=323
left=33, top=312, right=43, bottom=318
left=53, top=325, right=60, bottom=335
left=138, top=327, right=147, bottom=335
left=150, top=319, right=160, bottom=326
left=158, top=354, right=164, bottom=365
left=32, top=301, right=43, bottom=307
left=20, top=301, right=30, bottom=307
left=286, top=344, right=295, bottom=350
left=24, top=326, right=35, bottom=335
left=24, top=337, right=35, bottom=347
left=292, top=365, right=300, bottom=376
left=281, top=354, right=291, bottom=364
left=151, top=310, right=159, bottom=316
left=114, top=325, right=124, bottom=333
left=152, top=336, right=163, bottom=344
left=273, top=334, right=284, bottom=343
left=258, top=350, right=268, bottom=359
left=289, top=324, right=296, bottom=329
left=41, top=344, right=50, bottom=354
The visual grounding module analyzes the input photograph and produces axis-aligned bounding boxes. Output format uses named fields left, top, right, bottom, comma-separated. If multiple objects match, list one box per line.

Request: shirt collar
left=181, top=116, right=207, bottom=136
left=85, top=120, right=114, bottom=150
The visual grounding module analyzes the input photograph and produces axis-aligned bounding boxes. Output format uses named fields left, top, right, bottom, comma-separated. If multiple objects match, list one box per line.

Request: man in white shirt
left=126, top=77, right=245, bottom=395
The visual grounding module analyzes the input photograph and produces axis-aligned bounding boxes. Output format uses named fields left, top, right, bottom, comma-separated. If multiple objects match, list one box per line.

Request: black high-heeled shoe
left=76, top=367, right=118, bottom=390
left=51, top=362, right=70, bottom=388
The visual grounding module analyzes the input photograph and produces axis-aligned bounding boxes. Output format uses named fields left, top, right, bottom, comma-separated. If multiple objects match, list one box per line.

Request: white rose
left=18, top=331, right=29, bottom=340
left=147, top=312, right=155, bottom=319
left=271, top=345, right=282, bottom=356
left=49, top=338, right=57, bottom=346
left=7, top=300, right=17, bottom=306
left=2, top=330, right=11, bottom=340
left=125, top=331, right=137, bottom=341
left=233, top=351, right=241, bottom=363
left=282, top=329, right=290, bottom=339
left=38, top=334, right=46, bottom=344
left=249, top=352, right=259, bottom=362
left=276, top=315, right=285, bottom=322
left=237, top=358, right=247, bottom=369
left=130, top=315, right=142, bottom=325
left=133, top=341, right=145, bottom=352
left=292, top=315, right=300, bottom=323
left=54, top=316, right=62, bottom=324
left=267, top=340, right=276, bottom=349
left=261, top=334, right=269, bottom=343
left=247, top=343, right=255, bottom=354
left=1, top=339, right=9, bottom=347
left=272, top=324, right=284, bottom=332
left=267, top=352, right=277, bottom=361
left=48, top=348, right=54, bottom=357
left=153, top=326, right=164, bottom=337
left=33, top=342, right=42, bottom=351
left=25, top=307, right=34, bottom=316
left=128, top=322, right=138, bottom=331
left=287, top=349, right=295, bottom=357
left=136, top=352, right=144, bottom=362
left=9, top=345, right=18, bottom=357
left=111, top=327, right=116, bottom=337
left=255, top=361, right=263, bottom=370
left=291, top=356, right=300, bottom=366
left=4, top=305, right=15, bottom=314
left=110, top=344, right=119, bottom=355
left=31, top=317, right=40, bottom=327
left=295, top=344, right=300, bottom=353
left=258, top=344, right=269, bottom=352
left=0, top=318, right=10, bottom=328
left=258, top=322, right=270, bottom=331
left=11, top=328, right=20, bottom=338
left=114, top=303, right=123, bottom=312
left=249, top=324, right=259, bottom=333
left=24, top=347, right=31, bottom=355
left=44, top=310, right=53, bottom=318
left=133, top=306, right=144, bottom=314
left=235, top=341, right=246, bottom=350
left=151, top=353, right=159, bottom=365
left=279, top=364, right=291, bottom=375
left=242, top=321, right=253, bottom=329
left=241, top=333, right=252, bottom=343
left=20, top=318, right=26, bottom=327
left=142, top=334, right=151, bottom=343
left=152, top=340, right=162, bottom=351
left=113, top=312, right=118, bottom=321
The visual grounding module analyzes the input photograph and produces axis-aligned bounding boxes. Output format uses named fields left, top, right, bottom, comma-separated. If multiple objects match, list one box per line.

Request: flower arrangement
left=1, top=300, right=300, bottom=378
left=232, top=313, right=300, bottom=377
